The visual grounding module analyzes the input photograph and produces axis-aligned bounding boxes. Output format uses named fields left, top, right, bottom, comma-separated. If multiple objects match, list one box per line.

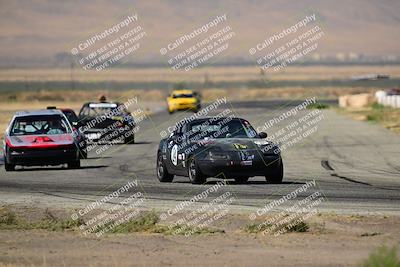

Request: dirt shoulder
left=0, top=205, right=399, bottom=267
left=337, top=103, right=400, bottom=134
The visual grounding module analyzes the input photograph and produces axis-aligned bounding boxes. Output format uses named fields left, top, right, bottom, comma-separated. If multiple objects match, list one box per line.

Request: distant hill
left=0, top=0, right=399, bottom=67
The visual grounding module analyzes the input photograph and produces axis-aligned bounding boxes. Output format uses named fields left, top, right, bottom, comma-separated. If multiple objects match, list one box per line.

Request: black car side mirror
left=258, top=132, right=268, bottom=139
left=169, top=131, right=181, bottom=139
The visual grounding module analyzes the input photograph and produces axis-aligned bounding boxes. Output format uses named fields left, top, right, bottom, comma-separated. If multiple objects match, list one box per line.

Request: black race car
left=3, top=109, right=81, bottom=171
left=77, top=102, right=135, bottom=144
left=156, top=117, right=283, bottom=184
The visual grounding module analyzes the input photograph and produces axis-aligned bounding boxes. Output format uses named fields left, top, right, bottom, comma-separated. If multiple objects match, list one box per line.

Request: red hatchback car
left=3, top=109, right=81, bottom=171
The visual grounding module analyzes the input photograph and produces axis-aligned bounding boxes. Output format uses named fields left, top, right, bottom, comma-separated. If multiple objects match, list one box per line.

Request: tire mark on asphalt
left=322, top=136, right=355, bottom=168
left=347, top=135, right=400, bottom=175
left=323, top=135, right=399, bottom=178
left=321, top=159, right=400, bottom=191
left=321, top=160, right=334, bottom=171
left=330, top=173, right=371, bottom=186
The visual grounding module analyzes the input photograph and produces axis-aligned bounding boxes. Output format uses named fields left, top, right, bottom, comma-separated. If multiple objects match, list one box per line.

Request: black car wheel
left=79, top=148, right=88, bottom=159
left=234, top=176, right=249, bottom=184
left=4, top=159, right=15, bottom=172
left=124, top=134, right=135, bottom=144
left=67, top=160, right=81, bottom=169
left=265, top=159, right=283, bottom=184
left=188, top=157, right=206, bottom=184
left=157, top=152, right=174, bottom=182
left=82, top=149, right=88, bottom=159
left=77, top=139, right=88, bottom=159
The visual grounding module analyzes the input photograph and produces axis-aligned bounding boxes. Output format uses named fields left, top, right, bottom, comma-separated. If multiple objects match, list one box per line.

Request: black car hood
left=193, top=137, right=277, bottom=152
left=79, top=115, right=134, bottom=133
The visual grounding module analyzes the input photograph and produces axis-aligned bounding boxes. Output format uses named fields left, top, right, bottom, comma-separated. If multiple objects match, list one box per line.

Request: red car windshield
left=10, top=115, right=72, bottom=136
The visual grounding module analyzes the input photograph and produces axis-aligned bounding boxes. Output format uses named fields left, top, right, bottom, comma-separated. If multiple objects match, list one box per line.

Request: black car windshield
left=187, top=119, right=257, bottom=139
left=84, top=103, right=128, bottom=118
left=10, top=115, right=72, bottom=136
left=172, top=94, right=194, bottom=98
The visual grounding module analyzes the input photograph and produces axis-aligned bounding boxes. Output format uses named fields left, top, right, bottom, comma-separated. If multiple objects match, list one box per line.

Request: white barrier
left=376, top=92, right=400, bottom=108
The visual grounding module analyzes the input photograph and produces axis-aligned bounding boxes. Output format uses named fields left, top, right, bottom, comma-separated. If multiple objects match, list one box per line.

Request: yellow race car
left=167, top=90, right=201, bottom=114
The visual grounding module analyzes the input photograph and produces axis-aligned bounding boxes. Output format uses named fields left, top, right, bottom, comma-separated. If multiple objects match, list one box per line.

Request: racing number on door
left=169, top=142, right=187, bottom=170
left=170, top=144, right=178, bottom=166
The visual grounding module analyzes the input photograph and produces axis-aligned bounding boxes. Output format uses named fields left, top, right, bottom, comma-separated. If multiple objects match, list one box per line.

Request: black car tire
left=265, top=159, right=284, bottom=184
left=82, top=149, right=88, bottom=159
left=124, top=134, right=135, bottom=144
left=188, top=157, right=206, bottom=184
left=79, top=148, right=88, bottom=159
left=194, top=104, right=201, bottom=113
left=67, top=160, right=81, bottom=169
left=234, top=176, right=249, bottom=184
left=157, top=152, right=174, bottom=182
left=4, top=160, right=15, bottom=171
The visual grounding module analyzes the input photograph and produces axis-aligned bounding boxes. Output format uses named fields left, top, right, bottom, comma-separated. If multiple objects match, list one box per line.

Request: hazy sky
left=0, top=0, right=399, bottom=65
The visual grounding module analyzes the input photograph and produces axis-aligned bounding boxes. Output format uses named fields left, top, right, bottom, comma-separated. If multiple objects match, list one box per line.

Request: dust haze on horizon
left=0, top=0, right=399, bottom=67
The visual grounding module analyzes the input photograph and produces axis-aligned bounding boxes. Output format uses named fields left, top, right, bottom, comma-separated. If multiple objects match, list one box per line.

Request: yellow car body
left=167, top=90, right=201, bottom=113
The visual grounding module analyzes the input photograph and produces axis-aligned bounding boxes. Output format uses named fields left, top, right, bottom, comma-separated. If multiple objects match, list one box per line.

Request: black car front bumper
left=84, top=127, right=135, bottom=143
left=197, top=153, right=281, bottom=178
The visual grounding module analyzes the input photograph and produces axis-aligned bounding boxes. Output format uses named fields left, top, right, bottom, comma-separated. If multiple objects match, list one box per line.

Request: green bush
left=0, top=209, right=17, bottom=225
left=371, top=102, right=385, bottom=110
left=307, top=102, right=329, bottom=109
left=286, top=221, right=309, bottom=233
left=363, top=246, right=400, bottom=267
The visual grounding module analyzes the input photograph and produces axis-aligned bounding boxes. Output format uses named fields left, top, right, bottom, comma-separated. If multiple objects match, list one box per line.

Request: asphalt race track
left=1, top=100, right=400, bottom=214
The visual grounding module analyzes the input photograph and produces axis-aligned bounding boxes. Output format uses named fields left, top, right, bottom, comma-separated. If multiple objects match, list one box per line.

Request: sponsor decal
left=111, top=116, right=124, bottom=121
left=233, top=143, right=247, bottom=150
left=239, top=151, right=254, bottom=161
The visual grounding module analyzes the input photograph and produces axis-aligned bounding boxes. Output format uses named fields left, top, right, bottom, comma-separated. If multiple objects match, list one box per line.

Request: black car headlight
left=10, top=150, right=23, bottom=155
left=253, top=140, right=280, bottom=155
left=261, top=145, right=280, bottom=155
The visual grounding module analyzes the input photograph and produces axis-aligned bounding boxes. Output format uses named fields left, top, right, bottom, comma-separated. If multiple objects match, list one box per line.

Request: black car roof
left=191, top=116, right=243, bottom=121
left=82, top=102, right=122, bottom=106
left=181, top=117, right=244, bottom=124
